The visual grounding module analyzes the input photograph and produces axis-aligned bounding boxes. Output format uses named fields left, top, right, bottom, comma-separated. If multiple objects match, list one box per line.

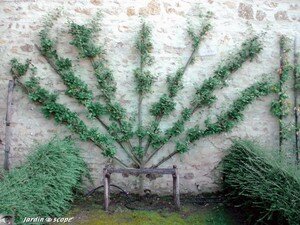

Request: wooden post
left=294, top=36, right=300, bottom=165
left=279, top=38, right=284, bottom=152
left=173, top=165, right=180, bottom=209
left=103, top=167, right=110, bottom=211
left=108, top=172, right=111, bottom=197
left=4, top=80, right=15, bottom=171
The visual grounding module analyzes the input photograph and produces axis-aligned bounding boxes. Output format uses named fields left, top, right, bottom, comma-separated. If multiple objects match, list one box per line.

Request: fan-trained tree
left=10, top=9, right=275, bottom=171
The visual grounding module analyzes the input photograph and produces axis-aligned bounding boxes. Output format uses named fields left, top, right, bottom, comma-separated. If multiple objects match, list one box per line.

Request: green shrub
left=222, top=140, right=300, bottom=225
left=0, top=138, right=89, bottom=224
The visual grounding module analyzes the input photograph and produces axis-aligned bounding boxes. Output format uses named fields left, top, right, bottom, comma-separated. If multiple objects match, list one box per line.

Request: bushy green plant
left=222, top=140, right=300, bottom=225
left=0, top=138, right=89, bottom=225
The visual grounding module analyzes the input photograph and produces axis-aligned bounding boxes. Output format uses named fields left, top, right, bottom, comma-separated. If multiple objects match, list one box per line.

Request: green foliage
left=108, top=121, right=133, bottom=142
left=135, top=21, right=155, bottom=153
left=145, top=10, right=213, bottom=139
left=106, top=102, right=126, bottom=121
left=39, top=31, right=56, bottom=58
left=222, top=140, right=300, bottom=225
left=88, top=11, right=102, bottom=32
left=270, top=35, right=292, bottom=119
left=22, top=76, right=116, bottom=157
left=39, top=10, right=61, bottom=58
left=280, top=121, right=295, bottom=141
left=165, top=108, right=193, bottom=138
left=10, top=58, right=30, bottom=78
left=69, top=22, right=103, bottom=58
left=150, top=94, right=176, bottom=117
left=133, top=146, right=144, bottom=158
left=188, top=11, right=213, bottom=49
left=134, top=68, right=154, bottom=95
left=11, top=9, right=273, bottom=168
left=40, top=18, right=133, bottom=158
left=167, top=68, right=184, bottom=98
left=193, top=36, right=263, bottom=108
left=0, top=138, right=89, bottom=225
left=85, top=101, right=107, bottom=118
left=176, top=141, right=189, bottom=154
left=93, top=61, right=117, bottom=99
left=270, top=94, right=291, bottom=118
left=141, top=12, right=213, bottom=155
left=135, top=22, right=153, bottom=67
left=135, top=126, right=148, bottom=140
left=41, top=39, right=94, bottom=104
left=68, top=19, right=135, bottom=157
left=295, top=61, right=300, bottom=90
left=178, top=80, right=273, bottom=151
left=68, top=19, right=118, bottom=102
left=25, top=77, right=58, bottom=103
left=160, top=36, right=264, bottom=151
left=270, top=36, right=293, bottom=144
left=149, top=132, right=168, bottom=149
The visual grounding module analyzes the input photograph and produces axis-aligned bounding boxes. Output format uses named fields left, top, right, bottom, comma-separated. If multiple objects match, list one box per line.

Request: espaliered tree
left=10, top=10, right=275, bottom=174
left=270, top=36, right=293, bottom=152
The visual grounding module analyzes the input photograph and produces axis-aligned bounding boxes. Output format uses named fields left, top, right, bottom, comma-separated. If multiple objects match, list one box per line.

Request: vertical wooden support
left=108, top=172, right=111, bottom=197
left=294, top=36, right=300, bottom=165
left=172, top=165, right=180, bottom=209
left=279, top=38, right=284, bottom=152
left=4, top=80, right=15, bottom=171
left=103, top=167, right=110, bottom=211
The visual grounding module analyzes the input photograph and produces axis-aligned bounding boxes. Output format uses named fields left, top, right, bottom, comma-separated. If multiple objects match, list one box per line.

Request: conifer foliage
left=0, top=139, right=88, bottom=224
left=10, top=10, right=275, bottom=169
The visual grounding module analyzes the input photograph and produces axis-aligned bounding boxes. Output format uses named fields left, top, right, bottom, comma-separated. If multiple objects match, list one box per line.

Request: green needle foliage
left=10, top=9, right=274, bottom=169
left=0, top=138, right=89, bottom=225
left=222, top=140, right=300, bottom=225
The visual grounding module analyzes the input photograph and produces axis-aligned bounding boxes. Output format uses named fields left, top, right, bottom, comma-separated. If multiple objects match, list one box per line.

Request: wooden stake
left=4, top=80, right=15, bottom=171
left=103, top=167, right=110, bottom=211
left=294, top=36, right=299, bottom=165
left=173, top=165, right=180, bottom=209
left=279, top=37, right=284, bottom=152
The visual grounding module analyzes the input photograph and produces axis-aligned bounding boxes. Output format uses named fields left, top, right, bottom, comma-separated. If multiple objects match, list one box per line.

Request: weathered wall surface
left=0, top=0, right=299, bottom=194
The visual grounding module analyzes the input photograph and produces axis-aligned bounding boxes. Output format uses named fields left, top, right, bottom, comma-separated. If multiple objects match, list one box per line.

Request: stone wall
left=0, top=0, right=299, bottom=194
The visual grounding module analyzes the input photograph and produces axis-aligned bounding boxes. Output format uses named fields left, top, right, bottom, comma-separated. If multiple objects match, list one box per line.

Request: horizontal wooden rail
left=106, top=168, right=176, bottom=175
